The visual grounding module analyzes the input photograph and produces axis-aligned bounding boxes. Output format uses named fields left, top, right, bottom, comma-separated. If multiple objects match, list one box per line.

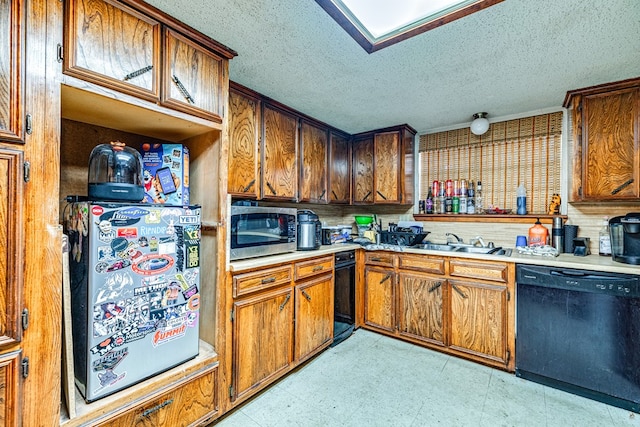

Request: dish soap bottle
left=516, top=184, right=527, bottom=215
left=528, top=218, right=548, bottom=246
left=599, top=216, right=611, bottom=256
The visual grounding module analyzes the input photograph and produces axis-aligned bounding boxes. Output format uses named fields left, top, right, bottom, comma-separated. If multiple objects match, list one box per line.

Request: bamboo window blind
left=418, top=111, right=562, bottom=214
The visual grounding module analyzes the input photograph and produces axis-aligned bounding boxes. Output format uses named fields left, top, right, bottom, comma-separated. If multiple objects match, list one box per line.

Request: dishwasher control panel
left=516, top=264, right=640, bottom=297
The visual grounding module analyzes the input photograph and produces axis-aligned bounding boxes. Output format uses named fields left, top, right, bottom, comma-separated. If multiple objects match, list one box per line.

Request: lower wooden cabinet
left=231, top=287, right=294, bottom=401
left=0, top=350, right=21, bottom=427
left=94, top=362, right=218, bottom=427
left=397, top=271, right=445, bottom=347
left=362, top=252, right=514, bottom=371
left=230, top=254, right=334, bottom=404
left=294, top=273, right=333, bottom=362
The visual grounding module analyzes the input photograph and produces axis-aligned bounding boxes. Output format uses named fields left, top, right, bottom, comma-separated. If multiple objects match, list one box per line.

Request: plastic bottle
left=599, top=216, right=611, bottom=256
left=516, top=184, right=527, bottom=215
left=475, top=181, right=483, bottom=214
left=528, top=218, right=549, bottom=246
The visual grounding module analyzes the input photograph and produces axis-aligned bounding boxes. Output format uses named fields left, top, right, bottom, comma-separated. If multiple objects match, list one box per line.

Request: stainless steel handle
left=123, top=65, right=153, bottom=81
left=172, top=75, right=195, bottom=104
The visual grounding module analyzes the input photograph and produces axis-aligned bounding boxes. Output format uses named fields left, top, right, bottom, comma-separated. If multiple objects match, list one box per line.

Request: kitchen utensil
left=354, top=215, right=374, bottom=225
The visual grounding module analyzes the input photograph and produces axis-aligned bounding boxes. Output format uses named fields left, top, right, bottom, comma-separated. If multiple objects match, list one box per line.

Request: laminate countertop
left=229, top=243, right=640, bottom=275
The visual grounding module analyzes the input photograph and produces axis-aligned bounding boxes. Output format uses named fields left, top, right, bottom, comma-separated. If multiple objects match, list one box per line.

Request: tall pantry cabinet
left=2, top=0, right=64, bottom=425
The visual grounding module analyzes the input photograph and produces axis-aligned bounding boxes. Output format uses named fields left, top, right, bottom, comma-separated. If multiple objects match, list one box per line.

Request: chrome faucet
left=472, top=236, right=486, bottom=247
left=446, top=233, right=463, bottom=244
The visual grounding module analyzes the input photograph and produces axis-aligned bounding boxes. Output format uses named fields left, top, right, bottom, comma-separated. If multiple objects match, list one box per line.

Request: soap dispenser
left=528, top=218, right=549, bottom=246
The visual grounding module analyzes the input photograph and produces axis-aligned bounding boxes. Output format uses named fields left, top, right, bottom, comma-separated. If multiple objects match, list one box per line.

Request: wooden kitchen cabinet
left=352, top=125, right=416, bottom=205
left=363, top=266, right=395, bottom=332
left=0, top=350, right=21, bottom=426
left=564, top=77, right=640, bottom=201
left=64, top=0, right=161, bottom=102
left=294, top=273, right=333, bottom=362
left=361, top=252, right=515, bottom=371
left=162, top=28, right=225, bottom=121
left=228, top=84, right=260, bottom=198
left=64, top=0, right=232, bottom=123
left=231, top=286, right=294, bottom=402
left=299, top=120, right=328, bottom=203
left=397, top=271, right=445, bottom=347
left=262, top=103, right=298, bottom=200
left=328, top=131, right=351, bottom=203
left=352, top=136, right=374, bottom=203
left=0, top=0, right=23, bottom=143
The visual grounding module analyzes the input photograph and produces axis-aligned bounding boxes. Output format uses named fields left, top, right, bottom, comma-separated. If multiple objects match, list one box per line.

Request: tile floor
left=212, top=329, right=639, bottom=427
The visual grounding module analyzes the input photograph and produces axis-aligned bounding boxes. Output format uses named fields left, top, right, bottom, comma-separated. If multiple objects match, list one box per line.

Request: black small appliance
left=88, top=141, right=144, bottom=202
left=610, top=213, right=640, bottom=265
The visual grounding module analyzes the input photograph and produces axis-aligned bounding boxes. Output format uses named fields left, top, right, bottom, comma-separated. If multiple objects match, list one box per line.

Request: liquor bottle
left=476, top=181, right=484, bottom=214
left=467, top=181, right=476, bottom=214
left=599, top=217, right=611, bottom=256
left=459, top=179, right=468, bottom=214
left=426, top=187, right=434, bottom=214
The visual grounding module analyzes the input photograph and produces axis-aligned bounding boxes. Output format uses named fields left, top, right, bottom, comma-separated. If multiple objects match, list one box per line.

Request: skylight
left=315, top=0, right=504, bottom=53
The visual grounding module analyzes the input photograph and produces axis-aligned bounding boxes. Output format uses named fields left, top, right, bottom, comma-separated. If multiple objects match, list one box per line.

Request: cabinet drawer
left=449, top=259, right=508, bottom=283
left=365, top=252, right=396, bottom=268
left=96, top=364, right=218, bottom=427
left=294, top=256, right=333, bottom=281
left=233, top=265, right=292, bottom=297
left=398, top=254, right=445, bottom=275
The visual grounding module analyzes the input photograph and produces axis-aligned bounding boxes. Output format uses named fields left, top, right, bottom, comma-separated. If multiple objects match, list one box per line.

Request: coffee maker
left=609, top=213, right=640, bottom=265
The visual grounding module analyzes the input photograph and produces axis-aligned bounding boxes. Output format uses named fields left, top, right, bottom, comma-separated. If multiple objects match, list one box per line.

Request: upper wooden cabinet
left=353, top=125, right=416, bottom=205
left=228, top=85, right=260, bottom=198
left=64, top=0, right=235, bottom=122
left=564, top=77, right=640, bottom=201
left=0, top=0, right=24, bottom=143
left=328, top=132, right=351, bottom=204
left=299, top=120, right=328, bottom=203
left=162, top=28, right=225, bottom=120
left=262, top=103, right=298, bottom=200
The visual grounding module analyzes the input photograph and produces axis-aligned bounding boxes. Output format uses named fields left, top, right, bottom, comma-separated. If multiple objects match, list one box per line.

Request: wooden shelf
left=413, top=214, right=567, bottom=224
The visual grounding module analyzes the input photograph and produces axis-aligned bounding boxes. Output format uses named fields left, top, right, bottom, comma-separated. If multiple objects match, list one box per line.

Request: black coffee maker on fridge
left=610, top=213, right=640, bottom=265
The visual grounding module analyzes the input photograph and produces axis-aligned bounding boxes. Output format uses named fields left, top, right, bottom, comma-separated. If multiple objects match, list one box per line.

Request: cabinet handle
left=312, top=265, right=324, bottom=272
left=428, top=282, right=442, bottom=293
left=123, top=65, right=153, bottom=81
left=172, top=75, right=195, bottom=104
left=279, top=294, right=291, bottom=311
left=266, top=181, right=277, bottom=195
left=363, top=191, right=372, bottom=201
left=376, top=190, right=387, bottom=200
left=452, top=284, right=467, bottom=299
left=380, top=273, right=392, bottom=284
left=611, top=179, right=634, bottom=195
left=243, top=179, right=256, bottom=193
left=141, top=398, right=174, bottom=418
left=370, top=257, right=382, bottom=262
left=332, top=190, right=338, bottom=200
left=301, top=289, right=312, bottom=301
left=319, top=189, right=326, bottom=199
left=261, top=276, right=276, bottom=284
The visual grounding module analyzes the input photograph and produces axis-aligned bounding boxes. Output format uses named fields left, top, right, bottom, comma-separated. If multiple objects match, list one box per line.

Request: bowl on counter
left=354, top=215, right=374, bottom=225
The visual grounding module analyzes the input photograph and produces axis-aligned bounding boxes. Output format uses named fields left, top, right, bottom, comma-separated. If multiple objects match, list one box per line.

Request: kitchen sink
left=413, top=242, right=511, bottom=256
left=416, top=243, right=458, bottom=251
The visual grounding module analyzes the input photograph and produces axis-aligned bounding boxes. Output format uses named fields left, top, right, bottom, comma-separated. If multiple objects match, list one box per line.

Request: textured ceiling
left=146, top=0, right=640, bottom=134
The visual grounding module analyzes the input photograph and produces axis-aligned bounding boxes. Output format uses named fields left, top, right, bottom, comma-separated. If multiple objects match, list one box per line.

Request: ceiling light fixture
left=470, top=112, right=490, bottom=135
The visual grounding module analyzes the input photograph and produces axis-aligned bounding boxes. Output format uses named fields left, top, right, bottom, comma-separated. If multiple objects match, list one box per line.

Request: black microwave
left=229, top=205, right=297, bottom=260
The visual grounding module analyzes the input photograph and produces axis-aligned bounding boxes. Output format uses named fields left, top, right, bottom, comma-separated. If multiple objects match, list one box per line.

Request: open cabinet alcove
left=58, top=80, right=228, bottom=426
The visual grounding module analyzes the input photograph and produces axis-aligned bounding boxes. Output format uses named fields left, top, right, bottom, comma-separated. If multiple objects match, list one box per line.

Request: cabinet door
left=397, top=272, right=445, bottom=347
left=581, top=88, right=639, bottom=200
left=0, top=350, right=21, bottom=426
left=374, top=131, right=400, bottom=203
left=299, top=121, right=328, bottom=203
left=352, top=137, right=374, bottom=204
left=0, top=0, right=23, bottom=142
left=328, top=132, right=351, bottom=203
left=228, top=88, right=260, bottom=198
left=232, top=287, right=293, bottom=401
left=363, top=266, right=395, bottom=332
left=448, top=279, right=509, bottom=366
left=163, top=28, right=224, bottom=122
left=294, top=274, right=334, bottom=362
left=0, top=148, right=22, bottom=348
left=262, top=104, right=298, bottom=200
left=64, top=0, right=160, bottom=101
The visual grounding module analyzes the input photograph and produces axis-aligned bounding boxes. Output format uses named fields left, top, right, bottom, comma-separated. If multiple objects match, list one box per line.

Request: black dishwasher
left=332, top=250, right=355, bottom=346
left=516, top=264, right=640, bottom=412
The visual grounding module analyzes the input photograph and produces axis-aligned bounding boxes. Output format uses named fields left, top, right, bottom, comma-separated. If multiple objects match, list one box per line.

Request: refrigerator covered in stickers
left=65, top=201, right=201, bottom=402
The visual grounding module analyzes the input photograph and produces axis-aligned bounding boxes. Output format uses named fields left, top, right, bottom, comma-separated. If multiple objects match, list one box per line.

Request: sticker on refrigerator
left=132, top=254, right=174, bottom=275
